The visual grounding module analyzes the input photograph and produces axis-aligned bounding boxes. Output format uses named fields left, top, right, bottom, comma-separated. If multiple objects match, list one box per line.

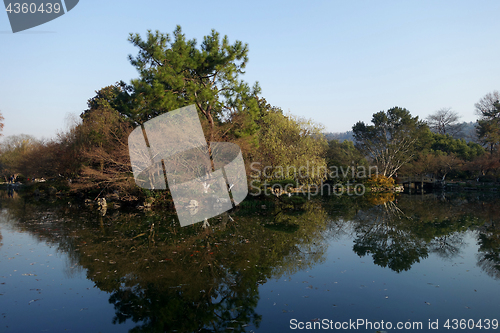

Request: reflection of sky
left=0, top=223, right=137, bottom=333
left=255, top=231, right=500, bottom=332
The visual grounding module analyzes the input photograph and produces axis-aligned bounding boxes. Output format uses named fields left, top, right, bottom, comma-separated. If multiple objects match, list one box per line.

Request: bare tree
left=0, top=134, right=38, bottom=180
left=475, top=90, right=500, bottom=116
left=426, top=107, right=464, bottom=137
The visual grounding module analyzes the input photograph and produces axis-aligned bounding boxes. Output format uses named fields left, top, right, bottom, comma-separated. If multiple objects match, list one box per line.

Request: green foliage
left=263, top=221, right=300, bottom=233
left=477, top=115, right=500, bottom=154
left=353, top=107, right=428, bottom=177
left=326, top=139, right=367, bottom=173
left=115, top=26, right=261, bottom=141
left=253, top=110, right=327, bottom=184
left=475, top=92, right=500, bottom=154
left=267, top=178, right=298, bottom=188
left=429, top=133, right=485, bottom=161
left=402, top=118, right=487, bottom=180
left=82, top=85, right=121, bottom=118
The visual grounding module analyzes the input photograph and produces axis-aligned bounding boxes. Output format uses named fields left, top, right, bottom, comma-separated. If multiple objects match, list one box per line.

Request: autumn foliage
left=367, top=175, right=396, bottom=191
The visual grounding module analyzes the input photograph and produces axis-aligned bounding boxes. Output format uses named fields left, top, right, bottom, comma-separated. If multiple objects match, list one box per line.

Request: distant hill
left=448, top=121, right=478, bottom=143
left=324, top=122, right=479, bottom=143
left=324, top=131, right=354, bottom=142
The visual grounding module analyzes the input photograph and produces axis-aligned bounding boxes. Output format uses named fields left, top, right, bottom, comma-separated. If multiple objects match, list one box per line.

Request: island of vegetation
left=1, top=26, right=499, bottom=209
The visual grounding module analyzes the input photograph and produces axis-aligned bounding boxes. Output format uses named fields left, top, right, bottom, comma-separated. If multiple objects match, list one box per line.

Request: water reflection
left=346, top=193, right=500, bottom=273
left=477, top=210, right=500, bottom=280
left=352, top=200, right=429, bottom=273
left=1, top=190, right=500, bottom=331
left=1, top=192, right=330, bottom=332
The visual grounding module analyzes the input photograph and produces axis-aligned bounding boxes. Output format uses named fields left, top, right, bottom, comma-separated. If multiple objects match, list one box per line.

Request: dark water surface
left=1, top=190, right=499, bottom=332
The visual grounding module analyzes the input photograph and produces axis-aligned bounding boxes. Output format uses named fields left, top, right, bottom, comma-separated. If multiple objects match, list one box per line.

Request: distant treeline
left=326, top=121, right=478, bottom=143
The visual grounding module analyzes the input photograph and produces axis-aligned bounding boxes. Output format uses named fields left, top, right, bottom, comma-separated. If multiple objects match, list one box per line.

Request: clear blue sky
left=1, top=0, right=500, bottom=139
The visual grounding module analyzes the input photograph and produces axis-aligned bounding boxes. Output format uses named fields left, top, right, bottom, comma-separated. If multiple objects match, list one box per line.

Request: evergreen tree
left=116, top=26, right=261, bottom=141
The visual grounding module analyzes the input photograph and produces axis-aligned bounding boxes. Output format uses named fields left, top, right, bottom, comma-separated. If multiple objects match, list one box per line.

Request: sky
left=1, top=0, right=500, bottom=140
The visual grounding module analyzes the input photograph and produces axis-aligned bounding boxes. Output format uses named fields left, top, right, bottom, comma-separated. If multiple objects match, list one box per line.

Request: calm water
left=1, top=190, right=499, bottom=332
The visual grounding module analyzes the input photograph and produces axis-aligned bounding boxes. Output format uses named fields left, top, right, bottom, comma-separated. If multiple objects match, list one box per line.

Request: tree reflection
left=428, top=233, right=464, bottom=260
left=96, top=200, right=328, bottom=332
left=343, top=193, right=489, bottom=272
left=109, top=280, right=262, bottom=332
left=477, top=233, right=500, bottom=280
left=476, top=201, right=500, bottom=279
left=351, top=199, right=428, bottom=272
left=0, top=192, right=329, bottom=332
left=3, top=189, right=500, bottom=330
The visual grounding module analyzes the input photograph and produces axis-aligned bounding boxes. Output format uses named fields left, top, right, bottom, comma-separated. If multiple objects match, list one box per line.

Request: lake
left=1, top=189, right=499, bottom=332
